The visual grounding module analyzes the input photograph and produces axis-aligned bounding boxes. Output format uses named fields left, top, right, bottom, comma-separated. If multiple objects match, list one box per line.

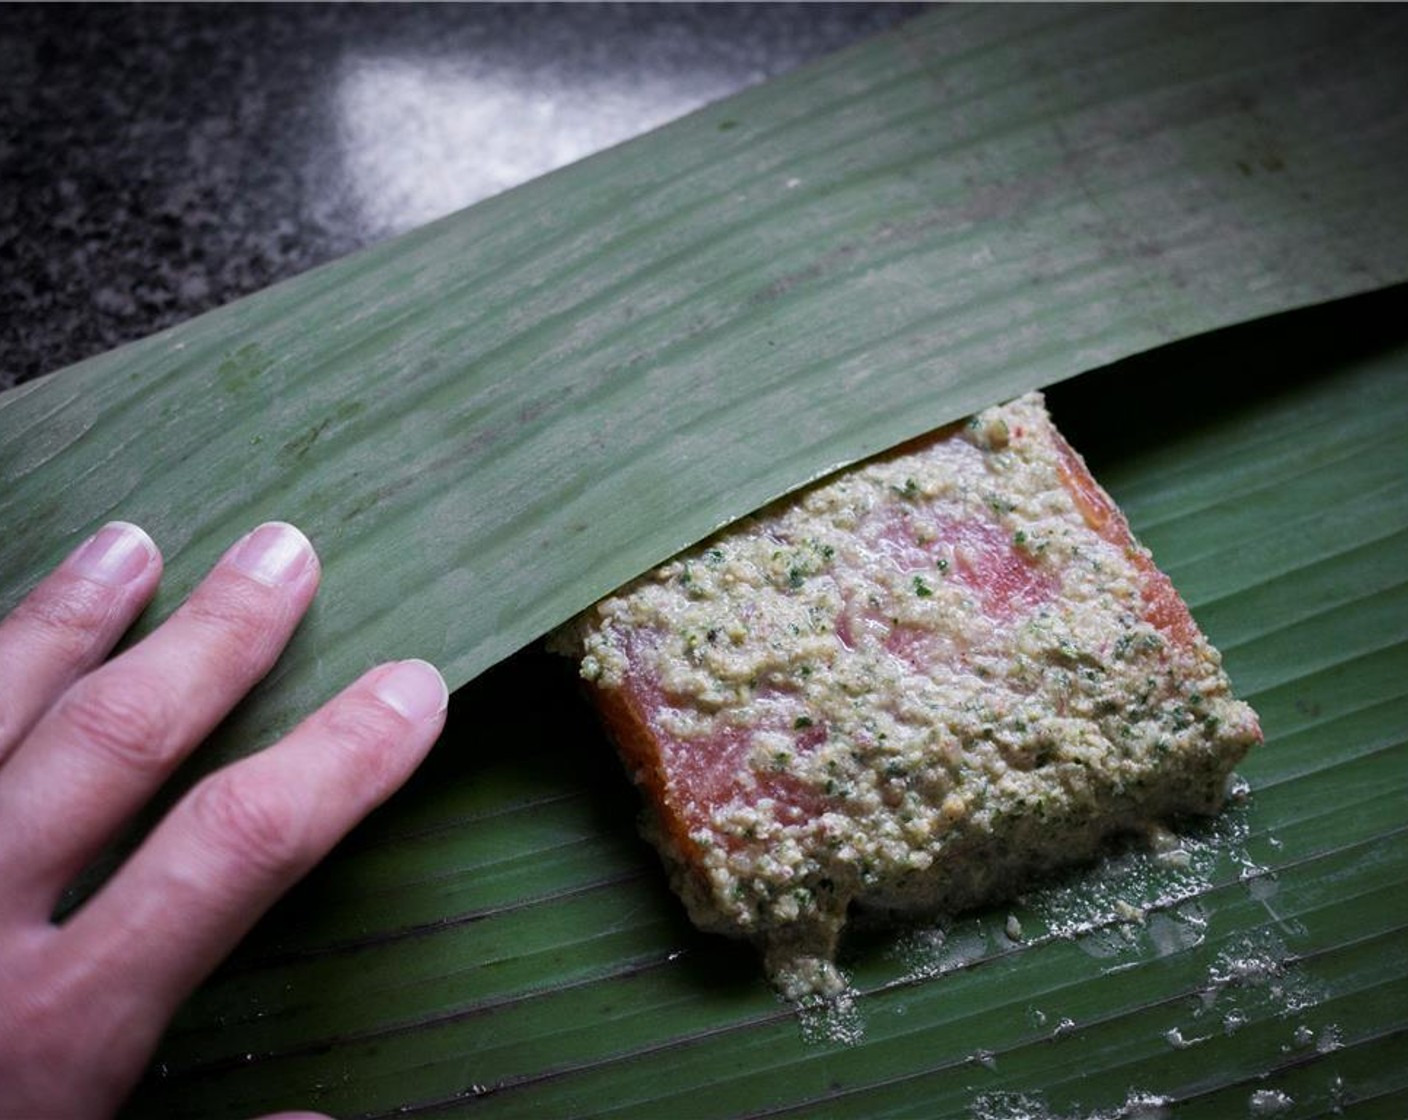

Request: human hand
left=0, top=521, right=448, bottom=1118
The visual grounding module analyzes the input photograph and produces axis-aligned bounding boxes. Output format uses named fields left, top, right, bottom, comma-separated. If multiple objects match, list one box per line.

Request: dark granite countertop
left=0, top=3, right=916, bottom=390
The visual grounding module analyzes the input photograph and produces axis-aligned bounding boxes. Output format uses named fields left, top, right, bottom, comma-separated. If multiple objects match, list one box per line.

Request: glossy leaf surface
left=130, top=288, right=1408, bottom=1118
left=0, top=6, right=1405, bottom=1117
left=2, top=6, right=1406, bottom=773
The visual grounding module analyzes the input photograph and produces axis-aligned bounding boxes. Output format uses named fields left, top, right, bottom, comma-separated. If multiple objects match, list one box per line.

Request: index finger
left=61, top=658, right=448, bottom=1022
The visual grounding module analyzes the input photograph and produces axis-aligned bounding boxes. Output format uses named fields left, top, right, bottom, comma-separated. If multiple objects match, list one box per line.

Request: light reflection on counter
left=335, top=55, right=740, bottom=237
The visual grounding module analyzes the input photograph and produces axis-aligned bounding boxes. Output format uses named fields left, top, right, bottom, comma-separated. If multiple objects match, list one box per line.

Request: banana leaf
left=122, top=284, right=1408, bottom=1118
left=0, top=4, right=1404, bottom=1117
left=2, top=5, right=1406, bottom=772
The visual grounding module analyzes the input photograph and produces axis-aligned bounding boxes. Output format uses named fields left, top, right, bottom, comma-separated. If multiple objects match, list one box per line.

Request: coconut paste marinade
left=556, top=393, right=1261, bottom=997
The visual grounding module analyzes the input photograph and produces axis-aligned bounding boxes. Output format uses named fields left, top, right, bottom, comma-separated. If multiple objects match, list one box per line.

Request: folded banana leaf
left=131, top=288, right=1408, bottom=1117
left=2, top=5, right=1405, bottom=772
left=0, top=4, right=1404, bottom=1117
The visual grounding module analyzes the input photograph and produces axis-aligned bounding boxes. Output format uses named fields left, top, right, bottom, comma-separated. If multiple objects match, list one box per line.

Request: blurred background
left=0, top=3, right=917, bottom=390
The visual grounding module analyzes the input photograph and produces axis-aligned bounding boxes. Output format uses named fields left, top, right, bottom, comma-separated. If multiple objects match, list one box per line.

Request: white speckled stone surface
left=0, top=3, right=915, bottom=389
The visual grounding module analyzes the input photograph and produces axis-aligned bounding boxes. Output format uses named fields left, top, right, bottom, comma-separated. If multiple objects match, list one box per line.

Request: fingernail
left=374, top=659, right=448, bottom=722
left=70, top=522, right=158, bottom=586
left=228, top=522, right=315, bottom=587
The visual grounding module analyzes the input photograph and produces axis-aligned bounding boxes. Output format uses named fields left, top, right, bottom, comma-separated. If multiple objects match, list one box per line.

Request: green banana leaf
left=0, top=4, right=1404, bottom=1117
left=2, top=5, right=1406, bottom=775
left=127, top=286, right=1408, bottom=1118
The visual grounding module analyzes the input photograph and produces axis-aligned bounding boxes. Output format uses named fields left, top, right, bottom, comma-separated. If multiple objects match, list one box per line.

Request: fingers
left=0, top=523, right=320, bottom=915
left=0, top=520, right=446, bottom=1120
left=62, top=659, right=447, bottom=1020
left=0, top=522, right=162, bottom=764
